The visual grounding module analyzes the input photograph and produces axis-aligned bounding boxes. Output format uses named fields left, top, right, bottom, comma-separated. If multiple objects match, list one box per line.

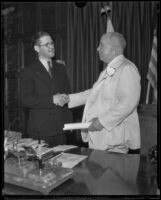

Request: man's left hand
left=88, top=117, right=104, bottom=132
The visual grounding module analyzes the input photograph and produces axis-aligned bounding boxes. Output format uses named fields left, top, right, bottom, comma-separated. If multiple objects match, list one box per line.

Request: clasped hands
left=53, top=93, right=69, bottom=107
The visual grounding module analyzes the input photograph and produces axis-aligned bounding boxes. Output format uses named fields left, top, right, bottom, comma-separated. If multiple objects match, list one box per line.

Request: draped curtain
left=67, top=1, right=158, bottom=103
left=67, top=2, right=109, bottom=92
left=112, top=1, right=158, bottom=103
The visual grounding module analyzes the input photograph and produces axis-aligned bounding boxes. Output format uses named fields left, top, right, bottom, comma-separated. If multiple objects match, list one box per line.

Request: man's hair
left=32, top=31, right=52, bottom=46
left=105, top=32, right=126, bottom=51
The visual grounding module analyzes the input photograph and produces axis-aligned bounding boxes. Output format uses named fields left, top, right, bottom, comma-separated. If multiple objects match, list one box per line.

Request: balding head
left=103, top=32, right=126, bottom=52
left=97, top=32, right=126, bottom=63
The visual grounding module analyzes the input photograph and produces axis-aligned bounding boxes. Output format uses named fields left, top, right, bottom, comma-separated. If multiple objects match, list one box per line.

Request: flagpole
left=146, top=28, right=157, bottom=104
left=146, top=81, right=150, bottom=104
left=101, top=5, right=114, bottom=70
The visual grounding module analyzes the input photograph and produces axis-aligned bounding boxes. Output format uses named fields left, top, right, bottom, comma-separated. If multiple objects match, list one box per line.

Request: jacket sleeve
left=19, top=68, right=54, bottom=109
left=68, top=89, right=91, bottom=108
left=99, top=64, right=141, bottom=131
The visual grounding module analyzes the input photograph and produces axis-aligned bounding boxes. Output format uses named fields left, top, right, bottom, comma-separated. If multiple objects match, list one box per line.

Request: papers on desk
left=54, top=153, right=88, bottom=169
left=4, top=130, right=22, bottom=142
left=63, top=122, right=91, bottom=130
left=28, top=146, right=54, bottom=156
left=17, top=139, right=46, bottom=152
left=53, top=145, right=78, bottom=152
left=6, top=138, right=47, bottom=152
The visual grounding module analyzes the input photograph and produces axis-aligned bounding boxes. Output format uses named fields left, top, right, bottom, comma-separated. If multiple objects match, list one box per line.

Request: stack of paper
left=63, top=122, right=91, bottom=130
left=53, top=145, right=78, bottom=152
left=6, top=138, right=47, bottom=152
left=54, top=153, right=88, bottom=168
left=4, top=130, right=22, bottom=142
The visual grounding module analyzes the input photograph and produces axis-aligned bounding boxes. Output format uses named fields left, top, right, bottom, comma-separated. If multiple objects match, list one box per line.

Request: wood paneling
left=3, top=3, right=37, bottom=133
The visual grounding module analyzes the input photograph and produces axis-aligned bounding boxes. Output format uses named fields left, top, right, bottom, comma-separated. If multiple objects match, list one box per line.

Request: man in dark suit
left=19, top=31, right=72, bottom=147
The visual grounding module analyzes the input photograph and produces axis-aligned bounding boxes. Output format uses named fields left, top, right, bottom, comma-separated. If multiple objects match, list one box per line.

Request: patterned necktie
left=47, top=61, right=52, bottom=77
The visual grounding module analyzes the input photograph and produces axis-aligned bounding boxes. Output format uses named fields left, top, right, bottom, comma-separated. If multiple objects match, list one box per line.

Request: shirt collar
left=39, top=57, right=52, bottom=69
left=106, top=54, right=124, bottom=69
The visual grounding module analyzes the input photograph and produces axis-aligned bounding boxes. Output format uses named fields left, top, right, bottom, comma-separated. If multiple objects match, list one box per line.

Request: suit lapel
left=92, top=69, right=108, bottom=89
left=34, top=60, right=53, bottom=83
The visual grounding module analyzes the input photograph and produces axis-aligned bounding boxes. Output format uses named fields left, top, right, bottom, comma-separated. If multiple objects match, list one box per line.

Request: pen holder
left=37, top=156, right=44, bottom=171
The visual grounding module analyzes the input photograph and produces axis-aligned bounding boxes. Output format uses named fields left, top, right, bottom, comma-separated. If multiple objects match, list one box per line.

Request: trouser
left=128, top=148, right=140, bottom=154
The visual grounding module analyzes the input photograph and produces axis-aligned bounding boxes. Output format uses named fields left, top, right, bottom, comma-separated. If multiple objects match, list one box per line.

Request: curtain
left=66, top=2, right=109, bottom=144
left=67, top=2, right=109, bottom=92
left=112, top=1, right=158, bottom=103
left=67, top=1, right=158, bottom=104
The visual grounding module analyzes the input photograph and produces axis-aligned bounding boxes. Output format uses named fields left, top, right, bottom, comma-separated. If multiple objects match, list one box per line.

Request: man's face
left=97, top=35, right=114, bottom=64
left=35, top=35, right=55, bottom=60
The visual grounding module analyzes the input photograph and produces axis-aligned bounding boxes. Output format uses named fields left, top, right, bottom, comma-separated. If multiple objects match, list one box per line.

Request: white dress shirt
left=39, top=57, right=52, bottom=73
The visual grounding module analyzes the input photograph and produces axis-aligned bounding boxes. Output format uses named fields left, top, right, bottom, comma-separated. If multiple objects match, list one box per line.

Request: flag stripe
left=147, top=31, right=157, bottom=102
left=149, top=56, right=157, bottom=74
left=152, top=42, right=157, bottom=53
left=147, top=68, right=157, bottom=88
left=106, top=17, right=114, bottom=33
left=151, top=49, right=157, bottom=61
left=103, top=15, right=114, bottom=69
left=154, top=89, right=157, bottom=100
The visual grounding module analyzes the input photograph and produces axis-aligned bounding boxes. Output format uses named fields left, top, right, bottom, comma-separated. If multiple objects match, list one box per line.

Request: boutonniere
left=106, top=66, right=116, bottom=77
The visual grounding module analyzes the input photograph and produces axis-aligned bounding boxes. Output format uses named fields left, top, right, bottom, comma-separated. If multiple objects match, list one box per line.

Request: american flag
left=147, top=30, right=157, bottom=101
left=106, top=16, right=114, bottom=33
left=102, top=7, right=114, bottom=69
left=101, top=5, right=114, bottom=33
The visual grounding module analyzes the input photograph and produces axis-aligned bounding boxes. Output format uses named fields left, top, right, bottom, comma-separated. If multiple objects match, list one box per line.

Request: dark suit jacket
left=19, top=59, right=72, bottom=137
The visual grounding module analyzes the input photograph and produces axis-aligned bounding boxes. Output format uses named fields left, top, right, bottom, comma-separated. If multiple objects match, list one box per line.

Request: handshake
left=53, top=93, right=69, bottom=107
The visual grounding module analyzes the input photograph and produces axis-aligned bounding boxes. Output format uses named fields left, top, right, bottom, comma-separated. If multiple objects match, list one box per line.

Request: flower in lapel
left=106, top=66, right=116, bottom=77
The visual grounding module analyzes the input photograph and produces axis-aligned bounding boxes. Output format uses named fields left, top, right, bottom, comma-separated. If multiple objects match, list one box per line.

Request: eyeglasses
left=39, top=42, right=55, bottom=48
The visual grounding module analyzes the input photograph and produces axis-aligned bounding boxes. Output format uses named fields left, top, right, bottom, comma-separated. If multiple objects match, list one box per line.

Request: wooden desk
left=139, top=114, right=157, bottom=155
left=138, top=104, right=157, bottom=155
left=3, top=147, right=158, bottom=196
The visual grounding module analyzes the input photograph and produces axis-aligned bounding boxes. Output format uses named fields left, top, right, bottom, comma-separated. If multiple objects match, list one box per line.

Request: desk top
left=3, top=147, right=158, bottom=196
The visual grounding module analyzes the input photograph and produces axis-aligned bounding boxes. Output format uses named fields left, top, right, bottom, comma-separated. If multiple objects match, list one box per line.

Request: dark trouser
left=128, top=148, right=140, bottom=154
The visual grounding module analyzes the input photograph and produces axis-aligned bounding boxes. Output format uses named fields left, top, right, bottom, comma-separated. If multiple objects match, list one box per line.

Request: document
left=54, top=153, right=88, bottom=168
left=53, top=145, right=78, bottom=152
left=63, top=122, right=91, bottom=130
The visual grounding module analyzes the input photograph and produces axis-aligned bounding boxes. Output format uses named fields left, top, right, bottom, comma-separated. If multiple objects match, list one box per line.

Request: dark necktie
left=47, top=61, right=52, bottom=77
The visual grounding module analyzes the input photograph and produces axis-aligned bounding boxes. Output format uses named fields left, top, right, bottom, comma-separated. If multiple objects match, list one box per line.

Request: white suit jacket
left=69, top=55, right=141, bottom=153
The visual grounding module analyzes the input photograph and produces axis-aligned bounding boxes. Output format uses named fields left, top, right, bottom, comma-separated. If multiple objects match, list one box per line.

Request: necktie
left=47, top=61, right=52, bottom=77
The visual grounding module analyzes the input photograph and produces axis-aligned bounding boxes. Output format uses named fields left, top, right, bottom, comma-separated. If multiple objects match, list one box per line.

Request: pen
left=49, top=152, right=64, bottom=166
left=49, top=152, right=64, bottom=161
left=4, top=137, right=8, bottom=147
left=37, top=138, right=42, bottom=159
left=53, top=152, right=64, bottom=159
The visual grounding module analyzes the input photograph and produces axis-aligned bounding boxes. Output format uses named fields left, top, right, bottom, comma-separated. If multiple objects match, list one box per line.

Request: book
left=63, top=122, right=91, bottom=130
left=53, top=145, right=78, bottom=152
left=50, top=153, right=88, bottom=169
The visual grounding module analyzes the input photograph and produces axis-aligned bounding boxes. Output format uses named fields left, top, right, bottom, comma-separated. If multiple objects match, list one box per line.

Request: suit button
left=49, top=112, right=52, bottom=116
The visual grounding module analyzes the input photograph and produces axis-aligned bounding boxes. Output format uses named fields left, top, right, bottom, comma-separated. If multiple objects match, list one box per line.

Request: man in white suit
left=61, top=32, right=141, bottom=154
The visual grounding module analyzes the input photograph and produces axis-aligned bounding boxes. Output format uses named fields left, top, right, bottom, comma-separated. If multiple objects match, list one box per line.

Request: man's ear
left=34, top=45, right=39, bottom=53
